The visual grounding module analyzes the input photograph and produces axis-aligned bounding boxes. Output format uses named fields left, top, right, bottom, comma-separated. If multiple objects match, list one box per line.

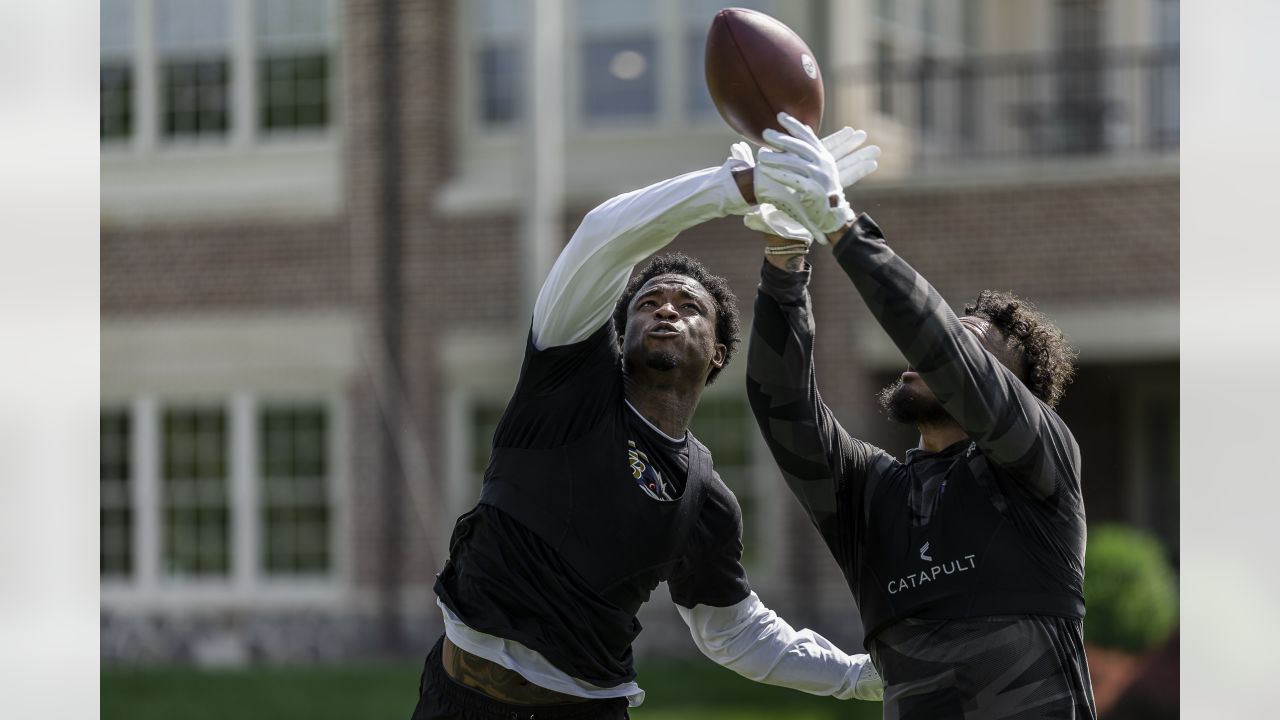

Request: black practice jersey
left=435, top=322, right=750, bottom=689
left=746, top=215, right=1096, bottom=719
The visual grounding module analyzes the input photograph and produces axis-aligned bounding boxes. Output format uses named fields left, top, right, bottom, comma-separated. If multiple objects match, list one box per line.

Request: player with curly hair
left=412, top=143, right=884, bottom=720
left=743, top=113, right=1096, bottom=718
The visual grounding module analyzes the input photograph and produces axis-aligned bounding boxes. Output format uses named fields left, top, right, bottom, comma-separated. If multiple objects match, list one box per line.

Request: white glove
left=727, top=140, right=754, bottom=170
left=745, top=126, right=880, bottom=245
left=756, top=112, right=868, bottom=240
left=744, top=202, right=812, bottom=241
left=823, top=126, right=882, bottom=190
left=730, top=140, right=810, bottom=244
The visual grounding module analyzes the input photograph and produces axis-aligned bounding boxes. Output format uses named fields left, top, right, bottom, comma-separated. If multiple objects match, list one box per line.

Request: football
left=705, top=8, right=824, bottom=146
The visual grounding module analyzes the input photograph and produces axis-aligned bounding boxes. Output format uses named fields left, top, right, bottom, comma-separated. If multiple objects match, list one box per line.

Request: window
left=258, top=0, right=335, bottom=132
left=157, top=0, right=232, bottom=140
left=99, top=0, right=337, bottom=148
left=261, top=404, right=331, bottom=574
left=580, top=0, right=658, bottom=123
left=162, top=406, right=231, bottom=577
left=101, top=397, right=339, bottom=593
left=471, top=0, right=527, bottom=127
left=101, top=0, right=134, bottom=140
left=1055, top=0, right=1106, bottom=153
left=1153, top=0, right=1179, bottom=147
left=690, top=395, right=759, bottom=567
left=101, top=409, right=134, bottom=577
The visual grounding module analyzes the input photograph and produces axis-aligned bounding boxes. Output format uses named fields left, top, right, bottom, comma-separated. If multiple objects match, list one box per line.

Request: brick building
left=101, top=0, right=1178, bottom=663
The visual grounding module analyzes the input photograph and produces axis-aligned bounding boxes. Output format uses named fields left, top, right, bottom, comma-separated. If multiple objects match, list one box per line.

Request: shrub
left=1083, top=524, right=1178, bottom=653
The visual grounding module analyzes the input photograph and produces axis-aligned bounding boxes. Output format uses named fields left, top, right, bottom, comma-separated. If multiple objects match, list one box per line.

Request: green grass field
left=102, top=658, right=883, bottom=720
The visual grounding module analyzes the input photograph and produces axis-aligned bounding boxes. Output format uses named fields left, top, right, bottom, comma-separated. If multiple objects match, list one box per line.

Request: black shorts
left=410, top=636, right=631, bottom=720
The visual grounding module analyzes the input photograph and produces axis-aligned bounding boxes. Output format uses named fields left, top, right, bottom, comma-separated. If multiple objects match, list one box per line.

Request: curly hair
left=612, top=252, right=740, bottom=386
left=964, top=290, right=1077, bottom=408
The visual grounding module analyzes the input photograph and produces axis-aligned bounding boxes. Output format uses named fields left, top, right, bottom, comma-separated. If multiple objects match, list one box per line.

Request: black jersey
left=435, top=322, right=750, bottom=689
left=745, top=215, right=1096, bottom=718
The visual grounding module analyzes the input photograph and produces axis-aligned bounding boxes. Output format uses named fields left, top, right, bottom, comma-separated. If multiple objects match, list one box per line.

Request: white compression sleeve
left=530, top=159, right=751, bottom=350
left=677, top=592, right=883, bottom=701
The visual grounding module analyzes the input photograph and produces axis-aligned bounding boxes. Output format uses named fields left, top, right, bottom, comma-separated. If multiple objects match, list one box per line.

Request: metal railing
left=829, top=47, right=1179, bottom=169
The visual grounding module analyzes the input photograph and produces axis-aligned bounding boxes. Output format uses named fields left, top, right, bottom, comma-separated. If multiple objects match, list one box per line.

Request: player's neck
left=916, top=421, right=968, bottom=453
left=623, top=374, right=703, bottom=438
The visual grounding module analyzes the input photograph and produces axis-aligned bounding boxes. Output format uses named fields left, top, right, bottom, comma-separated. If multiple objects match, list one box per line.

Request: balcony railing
left=830, top=47, right=1179, bottom=170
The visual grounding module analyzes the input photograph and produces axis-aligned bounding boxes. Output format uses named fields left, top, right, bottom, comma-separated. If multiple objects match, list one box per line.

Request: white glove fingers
left=761, top=128, right=820, bottom=162
left=776, top=112, right=823, bottom=148
left=836, top=147, right=881, bottom=188
left=756, top=150, right=812, bottom=176
left=843, top=159, right=879, bottom=186
left=822, top=127, right=867, bottom=160
left=729, top=141, right=754, bottom=166
left=849, top=144, right=881, bottom=163
left=834, top=147, right=879, bottom=173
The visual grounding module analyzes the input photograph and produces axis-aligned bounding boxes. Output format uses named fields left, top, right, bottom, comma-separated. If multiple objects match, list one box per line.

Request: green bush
left=1083, top=524, right=1178, bottom=652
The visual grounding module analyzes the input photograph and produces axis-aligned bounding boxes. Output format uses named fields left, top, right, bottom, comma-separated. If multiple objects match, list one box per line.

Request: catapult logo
left=887, top=546, right=977, bottom=595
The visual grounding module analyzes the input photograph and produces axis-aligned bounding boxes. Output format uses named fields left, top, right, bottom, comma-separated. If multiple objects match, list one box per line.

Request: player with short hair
left=411, top=144, right=883, bottom=720
left=744, top=113, right=1098, bottom=718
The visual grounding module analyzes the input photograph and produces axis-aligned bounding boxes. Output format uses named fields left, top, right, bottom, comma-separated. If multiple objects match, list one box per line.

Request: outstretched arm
left=747, top=259, right=898, bottom=568
left=531, top=148, right=753, bottom=350
left=828, top=216, right=1078, bottom=497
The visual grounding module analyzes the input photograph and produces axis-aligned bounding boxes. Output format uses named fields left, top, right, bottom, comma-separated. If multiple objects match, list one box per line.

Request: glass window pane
left=260, top=404, right=331, bottom=576
left=101, top=409, right=133, bottom=577
left=582, top=38, right=657, bottom=122
left=163, top=406, right=229, bottom=578
left=479, top=44, right=522, bottom=125
left=259, top=53, right=330, bottom=132
left=156, top=0, right=230, bottom=52
left=101, top=0, right=134, bottom=55
left=257, top=0, right=334, bottom=46
left=101, top=65, right=134, bottom=140
left=163, top=59, right=230, bottom=138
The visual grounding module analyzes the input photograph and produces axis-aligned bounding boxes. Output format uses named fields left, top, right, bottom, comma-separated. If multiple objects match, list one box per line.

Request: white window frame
left=101, top=0, right=344, bottom=221
left=101, top=311, right=356, bottom=611
left=100, top=390, right=349, bottom=611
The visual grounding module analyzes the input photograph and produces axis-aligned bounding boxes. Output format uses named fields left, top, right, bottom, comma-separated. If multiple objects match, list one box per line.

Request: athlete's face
left=621, top=274, right=727, bottom=382
left=879, top=316, right=1025, bottom=425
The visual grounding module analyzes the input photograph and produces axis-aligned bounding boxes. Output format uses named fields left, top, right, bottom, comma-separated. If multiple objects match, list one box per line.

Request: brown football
left=705, top=8, right=824, bottom=146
